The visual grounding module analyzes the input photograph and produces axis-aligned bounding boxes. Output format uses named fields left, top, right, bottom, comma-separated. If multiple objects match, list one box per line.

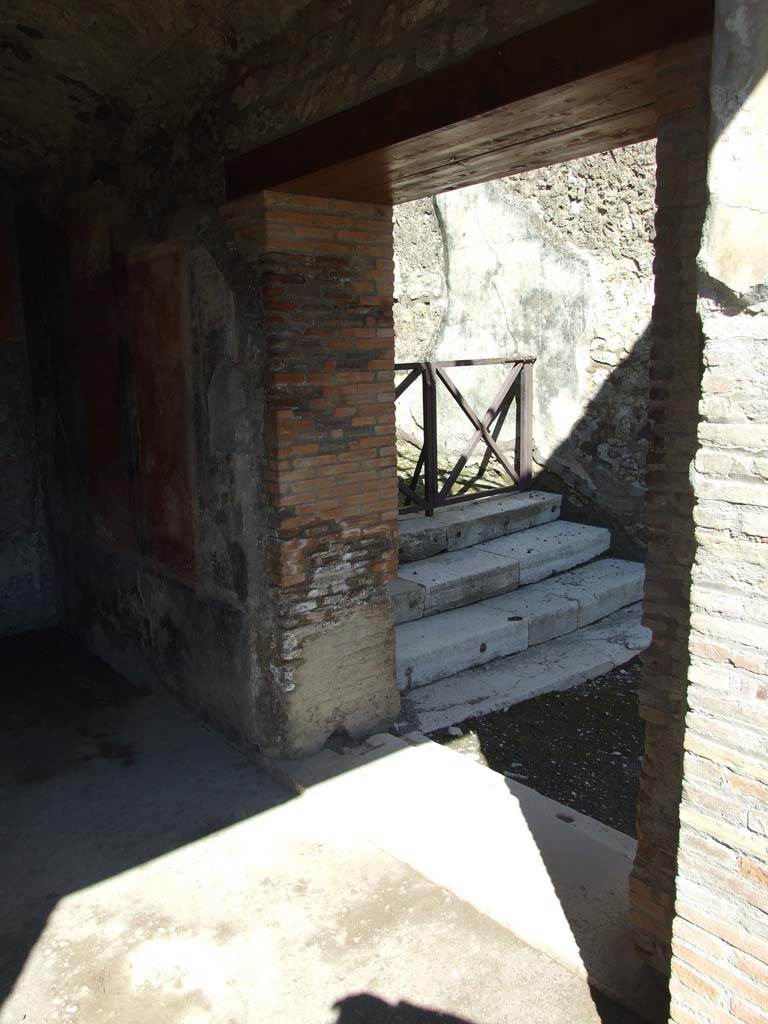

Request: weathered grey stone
left=397, top=516, right=450, bottom=562
left=389, top=577, right=426, bottom=625
left=410, top=604, right=651, bottom=733
left=398, top=545, right=521, bottom=616
left=396, top=520, right=610, bottom=621
left=282, top=604, right=401, bottom=756
left=395, top=603, right=528, bottom=691
left=478, top=521, right=610, bottom=585
left=700, top=0, right=768, bottom=299
left=398, top=490, right=562, bottom=562
left=482, top=586, right=579, bottom=646
left=449, top=557, right=643, bottom=649
left=538, top=558, right=645, bottom=629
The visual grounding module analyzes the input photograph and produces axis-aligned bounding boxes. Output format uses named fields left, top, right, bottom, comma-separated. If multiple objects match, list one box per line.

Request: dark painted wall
left=16, top=194, right=266, bottom=745
left=0, top=201, right=54, bottom=634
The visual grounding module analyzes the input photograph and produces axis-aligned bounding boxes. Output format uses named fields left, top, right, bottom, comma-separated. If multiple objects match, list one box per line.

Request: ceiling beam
left=225, top=0, right=714, bottom=204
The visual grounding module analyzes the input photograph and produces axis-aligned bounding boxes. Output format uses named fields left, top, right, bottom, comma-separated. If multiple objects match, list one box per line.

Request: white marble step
left=406, top=604, right=650, bottom=733
left=390, top=520, right=610, bottom=624
left=398, top=491, right=562, bottom=563
left=395, top=558, right=644, bottom=691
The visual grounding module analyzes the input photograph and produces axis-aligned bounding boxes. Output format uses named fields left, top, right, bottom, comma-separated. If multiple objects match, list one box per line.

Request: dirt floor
left=428, top=658, right=643, bottom=837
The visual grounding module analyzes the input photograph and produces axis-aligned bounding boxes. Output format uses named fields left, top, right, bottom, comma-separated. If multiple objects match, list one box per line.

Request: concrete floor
left=1, top=630, right=650, bottom=1024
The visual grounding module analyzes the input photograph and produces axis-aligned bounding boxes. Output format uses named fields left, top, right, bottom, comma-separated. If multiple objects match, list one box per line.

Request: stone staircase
left=390, top=492, right=650, bottom=733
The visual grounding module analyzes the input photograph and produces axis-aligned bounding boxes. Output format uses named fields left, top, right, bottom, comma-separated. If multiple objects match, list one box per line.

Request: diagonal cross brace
left=436, top=363, right=521, bottom=499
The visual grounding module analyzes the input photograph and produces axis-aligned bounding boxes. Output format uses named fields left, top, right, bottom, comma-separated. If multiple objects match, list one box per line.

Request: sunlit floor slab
left=269, top=733, right=667, bottom=1023
left=2, top=631, right=657, bottom=1024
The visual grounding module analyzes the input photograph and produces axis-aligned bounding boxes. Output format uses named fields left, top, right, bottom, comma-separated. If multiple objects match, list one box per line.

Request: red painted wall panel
left=128, top=249, right=195, bottom=576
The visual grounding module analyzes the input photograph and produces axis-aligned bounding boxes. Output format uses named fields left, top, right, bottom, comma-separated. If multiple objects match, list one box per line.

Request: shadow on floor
left=334, top=994, right=476, bottom=1023
left=0, top=628, right=291, bottom=1006
left=484, top=741, right=666, bottom=1023
left=471, top=701, right=667, bottom=1023
left=333, top=992, right=645, bottom=1024
left=3, top=629, right=663, bottom=1024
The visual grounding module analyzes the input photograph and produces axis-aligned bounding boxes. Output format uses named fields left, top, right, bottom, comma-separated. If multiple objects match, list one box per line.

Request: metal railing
left=395, top=358, right=534, bottom=516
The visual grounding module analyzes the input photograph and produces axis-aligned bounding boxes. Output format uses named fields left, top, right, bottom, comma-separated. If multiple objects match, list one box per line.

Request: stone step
left=395, top=558, right=644, bottom=691
left=390, top=521, right=611, bottom=625
left=480, top=557, right=646, bottom=646
left=398, top=490, right=562, bottom=563
left=405, top=604, right=650, bottom=734
left=396, top=603, right=529, bottom=691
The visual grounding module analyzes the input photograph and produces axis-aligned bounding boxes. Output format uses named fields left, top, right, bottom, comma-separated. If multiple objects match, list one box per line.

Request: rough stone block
left=482, top=587, right=579, bottom=645
left=389, top=577, right=425, bottom=625
left=540, top=558, right=645, bottom=628
left=397, top=491, right=562, bottom=563
left=398, top=546, right=520, bottom=616
left=479, top=522, right=611, bottom=585
left=395, top=603, right=528, bottom=690
left=279, top=604, right=401, bottom=758
left=410, top=604, right=651, bottom=734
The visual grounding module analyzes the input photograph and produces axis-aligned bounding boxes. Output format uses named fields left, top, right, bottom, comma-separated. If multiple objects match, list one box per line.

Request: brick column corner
left=222, top=190, right=401, bottom=757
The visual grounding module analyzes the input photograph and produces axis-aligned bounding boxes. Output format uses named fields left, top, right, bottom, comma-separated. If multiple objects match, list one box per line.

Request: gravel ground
left=428, top=657, right=644, bottom=836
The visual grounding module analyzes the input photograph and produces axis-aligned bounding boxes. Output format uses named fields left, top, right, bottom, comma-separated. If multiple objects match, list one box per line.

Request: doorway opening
left=390, top=141, right=656, bottom=839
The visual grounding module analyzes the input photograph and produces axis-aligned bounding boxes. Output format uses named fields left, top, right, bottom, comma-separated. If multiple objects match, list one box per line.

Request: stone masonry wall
left=19, top=183, right=401, bottom=757
left=628, top=39, right=712, bottom=976
left=18, top=189, right=270, bottom=746
left=394, top=141, right=656, bottom=554
left=221, top=191, right=400, bottom=756
left=12, top=0, right=593, bottom=755
left=668, top=2, right=768, bottom=1021
left=39, top=0, right=593, bottom=216
left=0, top=201, right=54, bottom=634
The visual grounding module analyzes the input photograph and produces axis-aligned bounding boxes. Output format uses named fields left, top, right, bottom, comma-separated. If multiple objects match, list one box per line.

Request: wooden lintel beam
left=225, top=0, right=714, bottom=201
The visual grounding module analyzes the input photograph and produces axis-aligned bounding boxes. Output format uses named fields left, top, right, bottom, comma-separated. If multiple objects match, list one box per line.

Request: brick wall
left=222, top=191, right=400, bottom=756
left=668, top=1, right=768, bottom=1021
left=629, top=39, right=711, bottom=973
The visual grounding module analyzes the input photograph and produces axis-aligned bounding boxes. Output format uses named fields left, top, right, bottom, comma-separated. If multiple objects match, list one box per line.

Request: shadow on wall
left=393, top=155, right=655, bottom=559
left=534, top=323, right=651, bottom=561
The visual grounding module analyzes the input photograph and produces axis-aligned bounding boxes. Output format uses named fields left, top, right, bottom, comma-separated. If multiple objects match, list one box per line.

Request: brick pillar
left=668, top=2, right=768, bottom=1021
left=630, top=38, right=712, bottom=973
left=222, top=191, right=400, bottom=757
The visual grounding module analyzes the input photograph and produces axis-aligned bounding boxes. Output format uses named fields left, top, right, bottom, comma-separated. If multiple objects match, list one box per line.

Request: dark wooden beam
left=278, top=58, right=659, bottom=204
left=225, top=0, right=714, bottom=203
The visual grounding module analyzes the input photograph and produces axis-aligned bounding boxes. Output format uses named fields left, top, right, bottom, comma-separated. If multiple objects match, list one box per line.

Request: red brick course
left=221, top=190, right=400, bottom=754
left=225, top=191, right=399, bottom=611
left=127, top=248, right=196, bottom=576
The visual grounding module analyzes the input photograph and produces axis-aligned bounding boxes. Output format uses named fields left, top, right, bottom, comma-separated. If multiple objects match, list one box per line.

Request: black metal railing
left=395, top=357, right=534, bottom=516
